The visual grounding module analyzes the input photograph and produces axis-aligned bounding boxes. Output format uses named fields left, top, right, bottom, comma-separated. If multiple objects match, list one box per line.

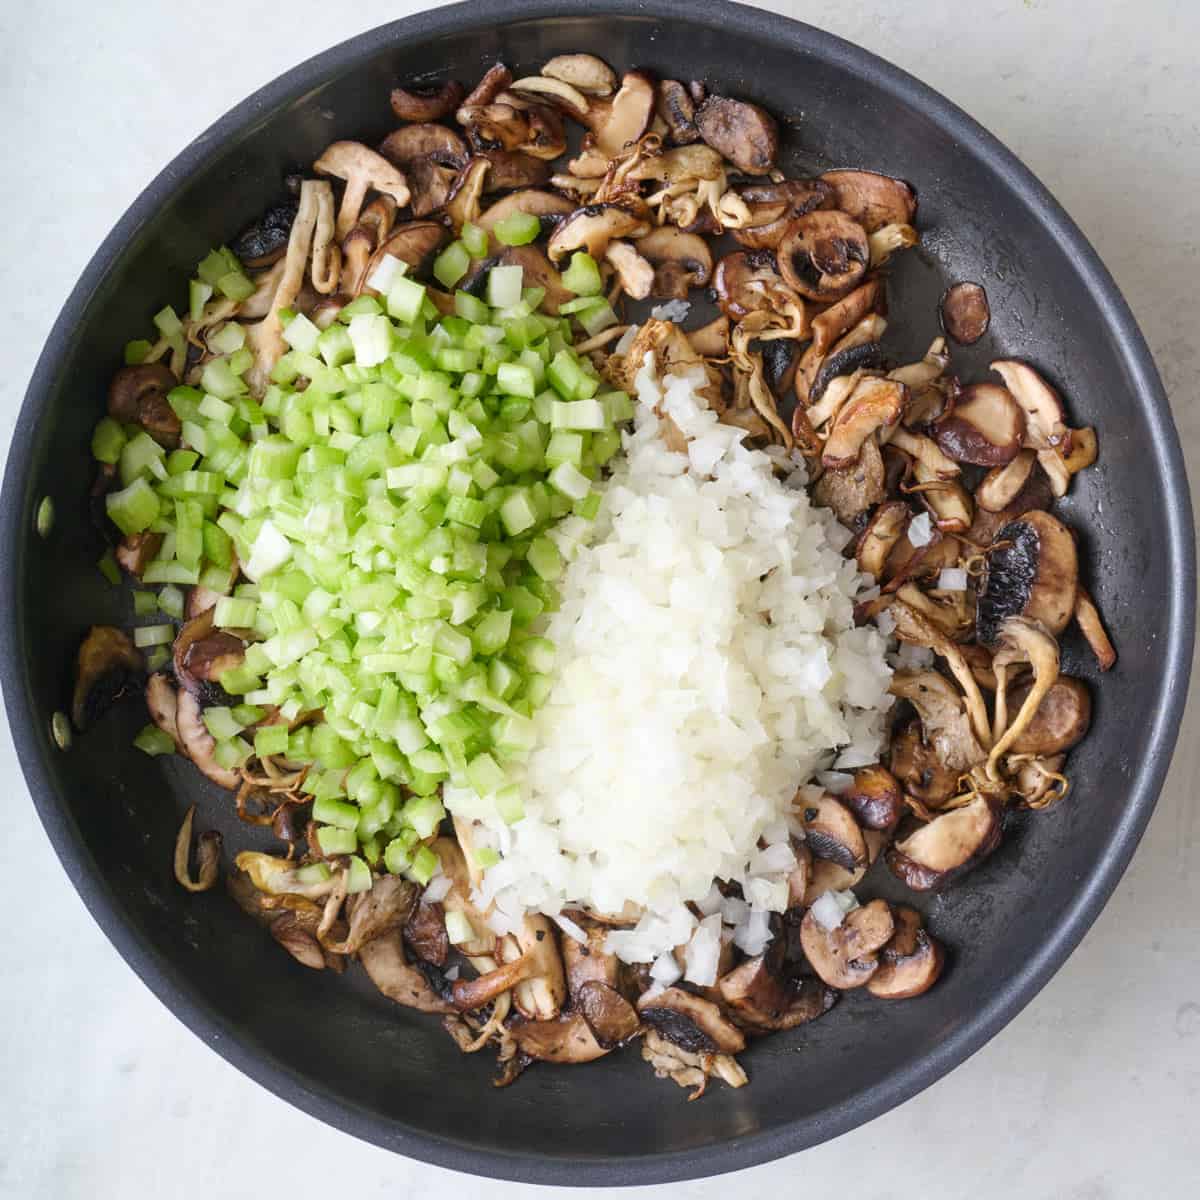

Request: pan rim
left=1, top=0, right=1194, bottom=1185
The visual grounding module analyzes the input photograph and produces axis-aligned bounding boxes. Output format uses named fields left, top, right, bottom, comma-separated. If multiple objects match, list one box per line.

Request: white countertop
left=2, top=1, right=1198, bottom=1195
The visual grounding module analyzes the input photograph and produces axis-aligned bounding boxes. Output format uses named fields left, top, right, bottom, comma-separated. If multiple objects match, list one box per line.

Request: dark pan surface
left=1, top=0, right=1193, bottom=1185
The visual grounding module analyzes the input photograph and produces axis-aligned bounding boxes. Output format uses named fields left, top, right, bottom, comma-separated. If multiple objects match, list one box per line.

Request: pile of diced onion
left=445, top=356, right=894, bottom=980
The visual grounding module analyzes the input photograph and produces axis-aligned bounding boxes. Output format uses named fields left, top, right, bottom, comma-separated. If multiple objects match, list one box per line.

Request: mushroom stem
left=986, top=617, right=1061, bottom=778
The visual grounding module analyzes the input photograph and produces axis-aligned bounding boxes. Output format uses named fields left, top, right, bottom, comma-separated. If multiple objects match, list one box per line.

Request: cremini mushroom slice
left=989, top=359, right=1072, bottom=459
left=778, top=210, right=870, bottom=302
left=313, top=141, right=411, bottom=240
left=637, top=987, right=746, bottom=1055
left=476, top=149, right=552, bottom=191
left=719, top=957, right=837, bottom=1032
left=887, top=795, right=1002, bottom=891
left=1006, top=675, right=1092, bottom=756
left=593, top=70, right=656, bottom=156
left=108, top=363, right=182, bottom=448
left=494, top=91, right=569, bottom=159
left=793, top=278, right=884, bottom=406
left=655, top=79, right=699, bottom=143
left=976, top=449, right=1037, bottom=512
left=868, top=222, right=919, bottom=267
left=819, top=169, right=917, bottom=233
left=635, top=225, right=713, bottom=298
left=231, top=202, right=297, bottom=268
left=987, top=616, right=1061, bottom=772
left=541, top=53, right=617, bottom=96
left=888, top=719, right=961, bottom=808
left=378, top=123, right=467, bottom=218
left=797, top=791, right=870, bottom=870
left=802, top=858, right=866, bottom=905
left=941, top=281, right=991, bottom=344
left=1061, top=426, right=1098, bottom=475
left=389, top=79, right=465, bottom=122
left=712, top=249, right=792, bottom=320
left=359, top=931, right=455, bottom=1013
left=604, top=239, right=654, bottom=299
left=575, top=980, right=641, bottom=1048
left=509, top=1010, right=612, bottom=1063
left=459, top=62, right=513, bottom=111
left=694, top=94, right=779, bottom=173
left=977, top=509, right=1079, bottom=644
left=866, top=905, right=945, bottom=999
left=1074, top=586, right=1117, bottom=671
left=887, top=427, right=960, bottom=478
left=547, top=200, right=651, bottom=263
left=841, top=765, right=905, bottom=831
left=811, top=433, right=886, bottom=524
left=510, top=75, right=593, bottom=122
left=174, top=805, right=221, bottom=893
left=889, top=669, right=987, bottom=773
left=934, top=383, right=1026, bottom=466
left=822, top=378, right=906, bottom=469
left=687, top=314, right=730, bottom=357
left=72, top=625, right=143, bottom=731
left=857, top=500, right=911, bottom=578
left=800, top=899, right=894, bottom=989
left=729, top=180, right=835, bottom=250
left=476, top=188, right=575, bottom=238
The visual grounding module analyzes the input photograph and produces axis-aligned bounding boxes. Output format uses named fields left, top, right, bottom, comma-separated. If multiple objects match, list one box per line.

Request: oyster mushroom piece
left=976, top=449, right=1037, bottom=512
left=108, top=363, right=182, bottom=448
left=636, top=987, right=746, bottom=1055
left=821, top=378, right=906, bottom=469
left=594, top=70, right=656, bottom=156
left=889, top=669, right=987, bottom=773
left=604, top=240, right=654, bottom=300
left=868, top=222, right=919, bottom=267
left=541, top=53, right=617, bottom=96
left=989, top=359, right=1072, bottom=459
left=857, top=501, right=911, bottom=578
left=313, top=141, right=411, bottom=240
left=819, top=169, right=917, bottom=233
left=72, top=625, right=143, bottom=731
left=1074, top=587, right=1117, bottom=671
left=546, top=201, right=651, bottom=264
left=934, top=383, right=1026, bottom=466
left=941, top=282, right=991, bottom=344
left=866, top=905, right=945, bottom=999
left=359, top=931, right=455, bottom=1013
left=800, top=899, right=895, bottom=989
left=988, top=617, right=1062, bottom=770
left=694, top=94, right=779, bottom=173
left=718, top=957, right=837, bottom=1031
left=635, top=226, right=713, bottom=299
left=977, top=509, right=1079, bottom=644
left=389, top=79, right=465, bottom=122
left=687, top=315, right=731, bottom=357
left=174, top=804, right=221, bottom=893
left=841, top=765, right=905, bottom=831
left=655, top=79, right=699, bottom=143
left=1007, top=675, right=1091, bottom=755
left=887, top=796, right=1003, bottom=891
left=778, top=211, right=870, bottom=302
left=798, top=791, right=869, bottom=870
left=888, top=427, right=960, bottom=479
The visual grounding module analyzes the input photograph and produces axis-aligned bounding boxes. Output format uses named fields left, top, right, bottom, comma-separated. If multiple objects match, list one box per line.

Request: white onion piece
left=422, top=874, right=453, bottom=904
left=553, top=913, right=588, bottom=943
left=908, top=511, right=934, bottom=546
left=810, top=891, right=846, bottom=930
left=938, top=567, right=969, bottom=591
left=650, top=951, right=683, bottom=986
left=817, top=770, right=855, bottom=794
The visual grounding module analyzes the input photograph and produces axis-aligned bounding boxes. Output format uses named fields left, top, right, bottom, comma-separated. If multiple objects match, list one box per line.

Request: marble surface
left=1, top=2, right=1197, bottom=1196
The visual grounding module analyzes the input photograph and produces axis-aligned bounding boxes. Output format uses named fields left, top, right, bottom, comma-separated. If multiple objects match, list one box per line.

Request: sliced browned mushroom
left=655, top=79, right=699, bottom=143
left=729, top=180, right=834, bottom=250
left=175, top=690, right=240, bottom=789
left=798, top=791, right=869, bottom=870
left=442, top=157, right=491, bottom=233
left=359, top=221, right=447, bottom=296
left=488, top=245, right=570, bottom=316
left=941, top=282, right=990, bottom=344
left=575, top=980, right=641, bottom=1048
left=115, top=531, right=163, bottom=578
left=510, top=1010, right=611, bottom=1063
left=502, top=914, right=568, bottom=1020
left=547, top=201, right=651, bottom=263
left=1061, top=426, right=1098, bottom=475
left=857, top=501, right=911, bottom=578
left=911, top=464, right=975, bottom=534
left=802, top=857, right=866, bottom=905
left=636, top=987, right=746, bottom=1055
left=389, top=79, right=465, bottom=122
left=887, top=795, right=1002, bottom=891
left=787, top=842, right=813, bottom=908
left=822, top=378, right=906, bottom=469
left=719, top=957, right=837, bottom=1031
left=712, top=249, right=788, bottom=320
left=72, top=625, right=143, bottom=731
left=819, top=170, right=917, bottom=233
left=934, top=383, right=1025, bottom=466
left=174, top=804, right=221, bottom=893
left=378, top=124, right=467, bottom=219
left=231, top=202, right=298, bottom=268
left=404, top=899, right=449, bottom=967
left=778, top=211, right=870, bottom=302
left=322, top=875, right=418, bottom=956
left=841, top=765, right=905, bottom=831
left=108, top=363, right=182, bottom=448
left=313, top=142, right=411, bottom=240
left=476, top=188, right=574, bottom=237
left=977, top=509, right=1078, bottom=644
left=510, top=75, right=593, bottom=123
left=461, top=63, right=514, bottom=110
left=889, top=670, right=986, bottom=773
left=811, top=433, right=886, bottom=524
left=888, top=719, right=961, bottom=808
left=594, top=70, right=656, bottom=156
left=145, top=673, right=182, bottom=751
left=687, top=315, right=730, bottom=357
left=694, top=94, right=778, bottom=173
left=868, top=222, right=919, bottom=267
left=866, top=905, right=945, bottom=999
left=473, top=149, right=551, bottom=191
left=359, top=931, right=455, bottom=1013
left=604, top=240, right=654, bottom=299
left=990, top=359, right=1071, bottom=462
left=172, top=609, right=244, bottom=705
left=976, top=449, right=1037, bottom=512
left=888, top=428, right=960, bottom=479
left=1074, top=587, right=1117, bottom=671
left=635, top=226, right=713, bottom=298
left=641, top=1028, right=746, bottom=1096
left=541, top=54, right=617, bottom=97
left=800, top=899, right=894, bottom=989
left=1006, top=675, right=1091, bottom=755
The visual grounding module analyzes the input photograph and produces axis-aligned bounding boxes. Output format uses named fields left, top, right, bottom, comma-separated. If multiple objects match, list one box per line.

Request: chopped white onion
left=650, top=299, right=691, bottom=323
left=733, top=908, right=772, bottom=956
left=614, top=323, right=640, bottom=354
left=422, top=873, right=453, bottom=904
left=817, top=770, right=855, bottom=794
left=683, top=915, right=723, bottom=986
left=695, top=881, right=724, bottom=916
left=751, top=842, right=797, bottom=874
left=938, top=567, right=969, bottom=591
left=553, top=912, right=588, bottom=943
left=908, top=511, right=934, bottom=546
left=650, top=950, right=683, bottom=986
left=810, top=890, right=846, bottom=930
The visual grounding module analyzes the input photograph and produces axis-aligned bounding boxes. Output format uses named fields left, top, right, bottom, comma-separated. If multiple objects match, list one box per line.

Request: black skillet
left=1, top=0, right=1194, bottom=1185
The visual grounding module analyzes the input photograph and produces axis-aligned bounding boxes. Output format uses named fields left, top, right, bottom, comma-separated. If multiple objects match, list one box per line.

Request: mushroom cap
left=313, top=141, right=411, bottom=209
left=730, top=179, right=835, bottom=250
left=822, top=377, right=906, bottom=469
left=72, top=625, right=143, bottom=731
left=798, top=791, right=870, bottom=870
left=637, top=986, right=746, bottom=1054
left=778, top=210, right=870, bottom=302
left=811, top=434, right=886, bottom=525
left=819, top=169, right=917, bottom=233
left=575, top=980, right=641, bottom=1048
left=976, top=449, right=1038, bottom=512
left=635, top=225, right=714, bottom=297
left=857, top=500, right=911, bottom=578
left=800, top=899, right=895, bottom=990
left=888, top=719, right=962, bottom=807
left=510, top=1011, right=611, bottom=1063
left=712, top=249, right=791, bottom=319
left=655, top=79, right=699, bottom=144
left=940, top=281, right=991, bottom=344
left=389, top=79, right=465, bottom=122
left=1007, top=675, right=1092, bottom=755
left=866, top=905, right=945, bottom=999
left=695, top=94, right=779, bottom=174
left=841, top=765, right=905, bottom=831
left=541, top=53, right=617, bottom=97
left=108, top=363, right=182, bottom=448
left=546, top=201, right=651, bottom=263
left=594, top=70, right=656, bottom=156
left=989, top=359, right=1071, bottom=453
left=934, top=383, right=1026, bottom=466
left=887, top=796, right=1002, bottom=891
left=476, top=188, right=575, bottom=236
